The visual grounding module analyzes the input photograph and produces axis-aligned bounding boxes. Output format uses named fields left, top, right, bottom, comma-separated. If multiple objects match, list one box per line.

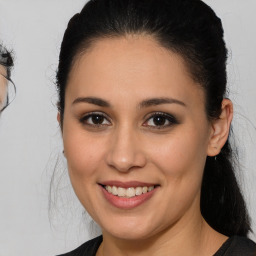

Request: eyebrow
left=139, top=97, right=186, bottom=108
left=72, top=96, right=186, bottom=108
left=72, top=97, right=111, bottom=107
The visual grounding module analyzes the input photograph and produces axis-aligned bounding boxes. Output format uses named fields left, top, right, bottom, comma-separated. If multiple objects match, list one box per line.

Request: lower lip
left=100, top=185, right=158, bottom=210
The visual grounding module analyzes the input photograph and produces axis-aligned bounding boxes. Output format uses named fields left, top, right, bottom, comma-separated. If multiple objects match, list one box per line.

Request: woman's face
left=0, top=66, right=8, bottom=111
left=62, top=36, right=214, bottom=240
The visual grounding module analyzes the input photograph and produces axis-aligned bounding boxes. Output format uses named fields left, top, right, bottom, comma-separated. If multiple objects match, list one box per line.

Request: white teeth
left=126, top=187, right=135, bottom=198
left=148, top=186, right=154, bottom=192
left=135, top=187, right=142, bottom=196
left=106, top=185, right=112, bottom=193
left=112, top=186, right=118, bottom=195
left=117, top=187, right=126, bottom=197
left=142, top=186, right=148, bottom=194
left=104, top=185, right=156, bottom=198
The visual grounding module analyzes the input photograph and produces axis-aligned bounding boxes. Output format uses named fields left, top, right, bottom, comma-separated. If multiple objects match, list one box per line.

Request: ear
left=207, top=99, right=233, bottom=156
left=57, top=112, right=61, bottom=124
left=57, top=112, right=64, bottom=133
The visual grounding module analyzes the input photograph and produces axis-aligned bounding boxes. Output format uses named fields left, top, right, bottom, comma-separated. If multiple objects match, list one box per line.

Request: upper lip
left=99, top=180, right=158, bottom=188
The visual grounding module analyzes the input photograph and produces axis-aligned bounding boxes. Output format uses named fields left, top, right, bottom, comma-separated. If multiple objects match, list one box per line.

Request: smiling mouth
left=102, top=185, right=158, bottom=198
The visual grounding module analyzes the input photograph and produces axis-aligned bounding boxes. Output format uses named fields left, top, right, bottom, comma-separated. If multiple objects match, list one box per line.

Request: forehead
left=70, top=35, right=190, bottom=80
left=66, top=35, right=204, bottom=106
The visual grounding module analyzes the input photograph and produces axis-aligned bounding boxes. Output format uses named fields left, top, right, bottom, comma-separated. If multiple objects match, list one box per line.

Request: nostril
left=106, top=152, right=147, bottom=173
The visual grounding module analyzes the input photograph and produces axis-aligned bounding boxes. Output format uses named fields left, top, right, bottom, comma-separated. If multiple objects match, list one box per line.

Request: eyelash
left=143, top=112, right=178, bottom=129
left=79, top=112, right=178, bottom=129
left=79, top=112, right=111, bottom=128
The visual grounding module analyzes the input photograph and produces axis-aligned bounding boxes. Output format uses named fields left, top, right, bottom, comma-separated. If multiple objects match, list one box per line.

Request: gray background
left=0, top=0, right=255, bottom=255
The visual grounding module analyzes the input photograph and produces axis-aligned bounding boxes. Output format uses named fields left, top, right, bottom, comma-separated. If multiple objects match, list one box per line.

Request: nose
left=106, top=127, right=147, bottom=173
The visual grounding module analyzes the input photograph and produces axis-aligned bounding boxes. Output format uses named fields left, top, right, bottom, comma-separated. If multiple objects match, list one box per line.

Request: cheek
left=148, top=125, right=209, bottom=181
left=145, top=127, right=209, bottom=221
left=63, top=129, right=107, bottom=215
left=63, top=126, right=106, bottom=181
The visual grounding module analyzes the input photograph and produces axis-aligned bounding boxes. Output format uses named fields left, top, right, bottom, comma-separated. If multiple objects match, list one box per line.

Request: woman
left=0, top=44, right=14, bottom=112
left=56, top=0, right=256, bottom=255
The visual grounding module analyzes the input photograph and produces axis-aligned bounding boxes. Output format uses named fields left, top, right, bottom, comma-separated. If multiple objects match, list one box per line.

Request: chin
left=108, top=229, right=153, bottom=241
left=101, top=218, right=159, bottom=241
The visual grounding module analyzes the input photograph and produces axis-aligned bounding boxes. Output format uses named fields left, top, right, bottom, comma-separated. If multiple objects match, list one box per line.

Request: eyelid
left=79, top=111, right=112, bottom=126
left=143, top=111, right=178, bottom=128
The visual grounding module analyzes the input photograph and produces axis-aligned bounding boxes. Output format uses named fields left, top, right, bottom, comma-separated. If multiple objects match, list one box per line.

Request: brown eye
left=143, top=112, right=178, bottom=129
left=152, top=116, right=167, bottom=126
left=91, top=115, right=105, bottom=124
left=80, top=112, right=111, bottom=126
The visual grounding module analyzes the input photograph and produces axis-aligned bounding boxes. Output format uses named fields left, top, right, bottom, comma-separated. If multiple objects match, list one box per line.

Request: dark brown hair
left=56, top=0, right=251, bottom=236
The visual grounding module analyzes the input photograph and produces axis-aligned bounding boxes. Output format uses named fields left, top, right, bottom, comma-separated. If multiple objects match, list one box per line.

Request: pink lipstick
left=99, top=181, right=159, bottom=209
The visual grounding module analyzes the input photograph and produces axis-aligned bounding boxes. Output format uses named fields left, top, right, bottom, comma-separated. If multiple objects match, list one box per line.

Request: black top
left=57, top=235, right=256, bottom=256
left=213, top=236, right=256, bottom=256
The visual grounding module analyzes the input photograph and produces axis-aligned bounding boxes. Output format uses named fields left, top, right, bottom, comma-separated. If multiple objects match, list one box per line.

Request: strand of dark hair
left=56, top=0, right=251, bottom=236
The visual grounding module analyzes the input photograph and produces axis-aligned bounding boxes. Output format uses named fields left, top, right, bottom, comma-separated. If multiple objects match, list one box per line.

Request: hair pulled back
left=0, top=44, right=14, bottom=111
left=0, top=44, right=13, bottom=78
left=56, top=0, right=251, bottom=236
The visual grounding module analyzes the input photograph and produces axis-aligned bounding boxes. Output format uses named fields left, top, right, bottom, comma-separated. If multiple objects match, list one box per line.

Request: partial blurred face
left=61, top=36, right=214, bottom=240
left=0, top=66, right=8, bottom=111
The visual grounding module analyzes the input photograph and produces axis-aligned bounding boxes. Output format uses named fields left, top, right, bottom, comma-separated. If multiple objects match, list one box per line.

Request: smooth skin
left=0, top=66, right=8, bottom=111
left=59, top=35, right=233, bottom=256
